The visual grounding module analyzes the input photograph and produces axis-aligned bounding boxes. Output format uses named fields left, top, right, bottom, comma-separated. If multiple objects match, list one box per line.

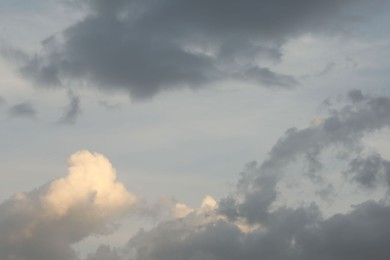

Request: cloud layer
left=13, top=0, right=384, bottom=99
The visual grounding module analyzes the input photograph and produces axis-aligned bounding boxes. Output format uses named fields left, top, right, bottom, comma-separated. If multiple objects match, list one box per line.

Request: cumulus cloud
left=0, top=150, right=226, bottom=260
left=0, top=150, right=138, bottom=260
left=9, top=0, right=385, bottom=99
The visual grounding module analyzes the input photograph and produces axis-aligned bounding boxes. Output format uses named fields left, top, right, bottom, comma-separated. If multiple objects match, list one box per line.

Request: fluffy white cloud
left=42, top=150, right=137, bottom=218
left=0, top=150, right=138, bottom=260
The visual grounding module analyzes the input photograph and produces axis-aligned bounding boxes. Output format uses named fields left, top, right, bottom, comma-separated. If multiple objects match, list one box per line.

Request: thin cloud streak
left=58, top=90, right=82, bottom=124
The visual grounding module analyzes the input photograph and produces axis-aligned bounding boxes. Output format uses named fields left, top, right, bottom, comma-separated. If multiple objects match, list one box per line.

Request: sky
left=1, top=0, right=390, bottom=259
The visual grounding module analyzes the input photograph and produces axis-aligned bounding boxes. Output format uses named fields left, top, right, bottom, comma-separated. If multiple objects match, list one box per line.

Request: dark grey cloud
left=7, top=102, right=36, bottom=118
left=58, top=90, right=81, bottom=124
left=12, top=0, right=385, bottom=99
left=297, top=201, right=390, bottom=260
left=87, top=201, right=390, bottom=260
left=219, top=89, right=390, bottom=224
left=345, top=153, right=390, bottom=189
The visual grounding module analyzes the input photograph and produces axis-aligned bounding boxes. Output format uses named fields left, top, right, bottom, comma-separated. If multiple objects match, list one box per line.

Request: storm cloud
left=14, top=0, right=384, bottom=99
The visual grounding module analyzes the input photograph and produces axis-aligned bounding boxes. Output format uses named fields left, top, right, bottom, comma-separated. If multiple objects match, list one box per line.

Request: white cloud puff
left=0, top=150, right=138, bottom=260
left=42, top=150, right=137, bottom=218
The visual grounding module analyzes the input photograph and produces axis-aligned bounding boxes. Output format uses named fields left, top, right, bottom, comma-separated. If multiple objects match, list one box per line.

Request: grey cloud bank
left=96, top=201, right=390, bottom=260
left=12, top=0, right=385, bottom=99
left=219, top=90, right=390, bottom=224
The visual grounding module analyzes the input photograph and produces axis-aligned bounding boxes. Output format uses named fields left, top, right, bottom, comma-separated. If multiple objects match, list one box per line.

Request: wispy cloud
left=58, top=90, right=81, bottom=124
left=7, top=102, right=36, bottom=119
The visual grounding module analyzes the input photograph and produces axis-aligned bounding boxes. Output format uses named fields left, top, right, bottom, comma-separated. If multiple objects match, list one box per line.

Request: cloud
left=297, top=201, right=390, bottom=260
left=89, top=200, right=390, bottom=260
left=345, top=153, right=390, bottom=189
left=241, top=67, right=297, bottom=88
left=219, top=89, right=390, bottom=224
left=86, top=245, right=121, bottom=260
left=0, top=150, right=138, bottom=260
left=10, top=0, right=385, bottom=99
left=316, top=62, right=336, bottom=77
left=7, top=102, right=37, bottom=119
left=58, top=90, right=82, bottom=124
left=84, top=90, right=390, bottom=260
left=3, top=90, right=390, bottom=260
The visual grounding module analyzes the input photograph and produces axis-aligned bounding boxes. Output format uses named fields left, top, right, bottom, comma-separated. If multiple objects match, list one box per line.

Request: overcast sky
left=1, top=1, right=390, bottom=259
